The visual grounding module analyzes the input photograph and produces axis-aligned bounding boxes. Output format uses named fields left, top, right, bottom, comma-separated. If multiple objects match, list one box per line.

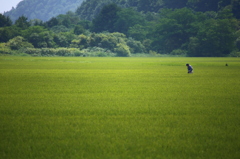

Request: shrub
left=229, top=51, right=240, bottom=57
left=24, top=48, right=41, bottom=56
left=170, top=49, right=187, bottom=56
left=114, top=43, right=131, bottom=57
left=149, top=50, right=158, bottom=56
left=68, top=48, right=83, bottom=57
left=127, top=37, right=146, bottom=53
left=23, top=48, right=82, bottom=57
left=0, top=43, right=12, bottom=54
left=7, top=36, right=34, bottom=50
left=56, top=48, right=73, bottom=56
left=41, top=48, right=57, bottom=56
left=79, top=47, right=116, bottom=57
left=74, top=52, right=83, bottom=56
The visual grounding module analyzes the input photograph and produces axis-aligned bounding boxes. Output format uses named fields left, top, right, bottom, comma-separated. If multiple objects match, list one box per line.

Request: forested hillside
left=76, top=0, right=240, bottom=20
left=4, top=0, right=84, bottom=22
left=1, top=0, right=240, bottom=57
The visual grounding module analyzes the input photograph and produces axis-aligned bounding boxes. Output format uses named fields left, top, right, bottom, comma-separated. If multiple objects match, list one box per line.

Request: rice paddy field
left=0, top=57, right=240, bottom=159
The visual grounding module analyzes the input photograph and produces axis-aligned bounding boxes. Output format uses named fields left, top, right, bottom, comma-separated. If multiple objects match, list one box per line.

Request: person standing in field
left=186, top=64, right=193, bottom=73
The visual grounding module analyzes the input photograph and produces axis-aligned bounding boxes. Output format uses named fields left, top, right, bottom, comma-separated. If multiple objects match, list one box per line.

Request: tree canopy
left=1, top=0, right=240, bottom=57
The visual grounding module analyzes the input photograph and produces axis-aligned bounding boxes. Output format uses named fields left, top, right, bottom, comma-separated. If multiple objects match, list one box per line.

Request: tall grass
left=0, top=57, right=240, bottom=159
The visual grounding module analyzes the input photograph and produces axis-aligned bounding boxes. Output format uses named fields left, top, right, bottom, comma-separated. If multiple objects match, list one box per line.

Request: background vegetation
left=1, top=0, right=240, bottom=57
left=1, top=57, right=240, bottom=158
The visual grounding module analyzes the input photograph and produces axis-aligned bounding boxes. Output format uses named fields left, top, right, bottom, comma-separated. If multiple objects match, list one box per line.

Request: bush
left=170, top=49, right=187, bottom=56
left=79, top=47, right=116, bottom=57
left=68, top=48, right=83, bottom=57
left=55, top=48, right=74, bottom=56
left=41, top=48, right=57, bottom=56
left=74, top=52, right=83, bottom=56
left=7, top=36, right=34, bottom=50
left=96, top=52, right=108, bottom=57
left=229, top=51, right=240, bottom=57
left=23, top=47, right=82, bottom=57
left=69, top=32, right=147, bottom=56
left=127, top=37, right=146, bottom=53
left=114, top=43, right=131, bottom=57
left=0, top=43, right=12, bottom=54
left=149, top=50, right=158, bottom=56
left=24, top=48, right=41, bottom=56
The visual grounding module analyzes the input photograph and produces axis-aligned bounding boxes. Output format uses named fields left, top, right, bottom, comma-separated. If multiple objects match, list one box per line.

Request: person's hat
left=186, top=64, right=189, bottom=66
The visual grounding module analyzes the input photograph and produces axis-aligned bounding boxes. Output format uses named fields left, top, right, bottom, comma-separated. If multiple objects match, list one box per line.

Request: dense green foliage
left=76, top=0, right=240, bottom=20
left=0, top=14, right=12, bottom=27
left=91, top=4, right=122, bottom=33
left=1, top=57, right=240, bottom=158
left=1, top=0, right=240, bottom=57
left=4, top=0, right=84, bottom=22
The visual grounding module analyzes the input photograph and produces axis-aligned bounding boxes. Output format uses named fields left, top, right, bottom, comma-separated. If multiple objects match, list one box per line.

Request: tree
left=188, top=18, right=238, bottom=56
left=22, top=26, right=48, bottom=39
left=114, top=8, right=146, bottom=35
left=127, top=37, right=146, bottom=53
left=77, top=20, right=91, bottom=29
left=151, top=18, right=182, bottom=53
left=54, top=34, right=69, bottom=47
left=232, top=0, right=240, bottom=19
left=217, top=8, right=234, bottom=19
left=91, top=3, right=121, bottom=33
left=46, top=17, right=59, bottom=28
left=114, top=43, right=131, bottom=56
left=71, top=34, right=90, bottom=49
left=60, top=32, right=76, bottom=45
left=50, top=25, right=70, bottom=33
left=0, top=26, right=20, bottom=42
left=24, top=27, right=55, bottom=48
left=62, top=18, right=71, bottom=28
left=137, top=0, right=164, bottom=12
left=15, top=16, right=30, bottom=29
left=74, top=25, right=85, bottom=35
left=30, top=19, right=45, bottom=26
left=163, top=0, right=188, bottom=9
left=188, top=0, right=220, bottom=12
left=128, top=24, right=148, bottom=41
left=151, top=8, right=198, bottom=53
left=0, top=14, right=12, bottom=27
left=7, top=36, right=33, bottom=50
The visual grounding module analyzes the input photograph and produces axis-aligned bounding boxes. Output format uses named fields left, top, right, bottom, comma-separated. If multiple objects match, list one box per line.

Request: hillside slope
left=76, top=0, right=240, bottom=20
left=4, top=0, right=84, bottom=22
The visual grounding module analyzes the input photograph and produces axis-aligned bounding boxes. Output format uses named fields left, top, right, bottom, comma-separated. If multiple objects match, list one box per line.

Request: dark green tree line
left=1, top=1, right=240, bottom=57
left=0, top=14, right=12, bottom=27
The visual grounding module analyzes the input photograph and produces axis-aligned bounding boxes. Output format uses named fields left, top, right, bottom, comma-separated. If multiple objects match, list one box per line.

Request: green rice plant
left=0, top=57, right=240, bottom=159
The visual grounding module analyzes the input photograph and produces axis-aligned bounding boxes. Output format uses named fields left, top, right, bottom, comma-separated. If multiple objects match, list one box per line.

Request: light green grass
left=0, top=57, right=240, bottom=159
